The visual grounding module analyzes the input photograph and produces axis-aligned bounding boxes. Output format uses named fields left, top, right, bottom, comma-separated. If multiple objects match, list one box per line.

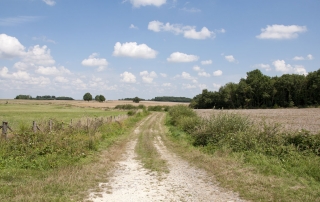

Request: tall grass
left=0, top=110, right=149, bottom=201
left=167, top=105, right=320, bottom=201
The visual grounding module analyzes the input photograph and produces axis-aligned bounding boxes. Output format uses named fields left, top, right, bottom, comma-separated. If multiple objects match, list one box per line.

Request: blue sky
left=0, top=0, right=319, bottom=100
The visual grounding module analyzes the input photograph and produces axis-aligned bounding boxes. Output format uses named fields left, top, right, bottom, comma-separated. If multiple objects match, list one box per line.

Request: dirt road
left=87, top=113, right=245, bottom=202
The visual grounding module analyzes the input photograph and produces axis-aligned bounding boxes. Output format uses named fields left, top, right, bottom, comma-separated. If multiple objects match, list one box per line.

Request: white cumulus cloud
left=160, top=73, right=167, bottom=77
left=272, top=60, right=307, bottom=75
left=225, top=55, right=236, bottom=63
left=198, top=84, right=207, bottom=90
left=213, top=83, right=221, bottom=90
left=167, top=52, right=199, bottom=63
left=148, top=21, right=215, bottom=40
left=307, top=54, right=313, bottom=60
left=162, top=83, right=171, bottom=87
left=253, top=64, right=271, bottom=71
left=273, top=60, right=292, bottom=73
left=294, top=65, right=308, bottom=75
left=43, top=0, right=56, bottom=6
left=130, top=0, right=166, bottom=7
left=293, top=54, right=314, bottom=61
left=0, top=34, right=25, bottom=59
left=140, top=71, right=157, bottom=83
left=198, top=71, right=210, bottom=77
left=293, top=56, right=305, bottom=61
left=36, top=66, right=71, bottom=76
left=193, top=66, right=210, bottom=77
left=184, top=27, right=214, bottom=40
left=182, top=84, right=196, bottom=89
left=0, top=67, right=30, bottom=80
left=54, top=76, right=68, bottom=83
left=120, top=71, right=136, bottom=83
left=256, top=24, right=307, bottom=39
left=129, top=24, right=138, bottom=29
left=175, top=72, right=196, bottom=80
left=24, top=45, right=55, bottom=66
left=113, top=42, right=157, bottom=59
left=82, top=53, right=108, bottom=71
left=201, top=60, right=212, bottom=65
left=213, top=70, right=223, bottom=76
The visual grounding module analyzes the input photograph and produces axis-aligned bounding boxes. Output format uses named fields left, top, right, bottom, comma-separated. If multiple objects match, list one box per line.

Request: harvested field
left=195, top=108, right=320, bottom=134
left=0, top=99, right=188, bottom=108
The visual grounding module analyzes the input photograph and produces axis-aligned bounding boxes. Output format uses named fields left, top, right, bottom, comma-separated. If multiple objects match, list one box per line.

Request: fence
left=1, top=114, right=128, bottom=140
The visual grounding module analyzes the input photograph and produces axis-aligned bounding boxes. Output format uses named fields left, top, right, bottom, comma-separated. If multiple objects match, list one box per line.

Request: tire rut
left=87, top=112, right=246, bottom=202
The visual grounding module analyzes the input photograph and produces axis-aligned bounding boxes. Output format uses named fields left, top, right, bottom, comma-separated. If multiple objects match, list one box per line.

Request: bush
left=115, top=104, right=137, bottom=110
left=168, top=105, right=197, bottom=126
left=127, top=110, right=136, bottom=116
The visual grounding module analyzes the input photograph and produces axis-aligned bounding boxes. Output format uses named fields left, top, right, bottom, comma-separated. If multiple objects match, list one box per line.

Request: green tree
left=94, top=95, right=106, bottom=102
left=95, top=95, right=100, bottom=101
left=99, top=95, right=106, bottom=102
left=83, top=92, right=92, bottom=102
left=133, top=97, right=140, bottom=103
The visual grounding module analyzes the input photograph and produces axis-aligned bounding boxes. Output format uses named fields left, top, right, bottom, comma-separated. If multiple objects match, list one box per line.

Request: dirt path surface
left=87, top=113, right=245, bottom=202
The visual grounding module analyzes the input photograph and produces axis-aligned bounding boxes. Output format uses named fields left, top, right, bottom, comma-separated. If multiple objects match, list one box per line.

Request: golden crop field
left=0, top=99, right=188, bottom=108
left=196, top=108, right=320, bottom=134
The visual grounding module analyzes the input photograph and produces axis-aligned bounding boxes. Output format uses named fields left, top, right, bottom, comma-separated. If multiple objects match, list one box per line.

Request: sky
left=0, top=0, right=319, bottom=100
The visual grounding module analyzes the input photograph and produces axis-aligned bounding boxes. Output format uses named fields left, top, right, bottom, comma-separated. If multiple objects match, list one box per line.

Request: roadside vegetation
left=135, top=113, right=168, bottom=174
left=165, top=105, right=320, bottom=201
left=0, top=103, right=149, bottom=201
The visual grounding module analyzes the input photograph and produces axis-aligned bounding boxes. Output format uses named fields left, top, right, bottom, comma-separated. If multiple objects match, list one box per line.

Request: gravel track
left=87, top=113, right=245, bottom=202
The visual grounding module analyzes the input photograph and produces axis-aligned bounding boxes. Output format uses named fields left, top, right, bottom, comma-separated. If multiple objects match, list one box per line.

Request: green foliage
left=147, top=105, right=170, bottom=111
left=167, top=105, right=320, bottom=183
left=127, top=110, right=136, bottom=116
left=95, top=95, right=105, bottom=102
left=133, top=97, right=141, bottom=103
left=83, top=92, right=92, bottom=102
left=115, top=104, right=137, bottom=110
left=0, top=110, right=149, bottom=171
left=168, top=105, right=197, bottom=126
left=151, top=96, right=191, bottom=102
left=190, top=68, right=320, bottom=109
left=55, top=96, right=74, bottom=100
left=15, top=95, right=32, bottom=99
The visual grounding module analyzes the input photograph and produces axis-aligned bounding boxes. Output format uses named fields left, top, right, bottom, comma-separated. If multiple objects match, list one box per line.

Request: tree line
left=190, top=69, right=320, bottom=109
left=151, top=96, right=191, bottom=102
left=15, top=95, right=74, bottom=100
left=83, top=92, right=105, bottom=102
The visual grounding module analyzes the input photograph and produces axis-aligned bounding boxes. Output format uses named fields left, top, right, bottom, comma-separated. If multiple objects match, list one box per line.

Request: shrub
left=127, top=110, right=136, bottom=116
left=168, top=105, right=197, bottom=126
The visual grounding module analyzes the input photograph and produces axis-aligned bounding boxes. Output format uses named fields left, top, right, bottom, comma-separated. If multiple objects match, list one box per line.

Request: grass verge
left=164, top=105, right=320, bottom=202
left=0, top=110, right=149, bottom=202
left=135, top=113, right=168, bottom=174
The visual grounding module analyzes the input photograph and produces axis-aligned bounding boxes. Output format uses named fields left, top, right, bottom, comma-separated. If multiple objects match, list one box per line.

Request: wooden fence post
left=33, top=121, right=37, bottom=133
left=2, top=121, right=8, bottom=140
left=49, top=120, right=52, bottom=131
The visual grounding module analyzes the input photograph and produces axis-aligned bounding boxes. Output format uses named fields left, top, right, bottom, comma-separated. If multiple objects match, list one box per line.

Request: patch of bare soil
left=87, top=113, right=245, bottom=202
left=196, top=108, right=320, bottom=134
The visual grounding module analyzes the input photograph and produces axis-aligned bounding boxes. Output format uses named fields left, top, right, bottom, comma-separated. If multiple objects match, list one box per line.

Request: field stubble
left=196, top=108, right=320, bottom=134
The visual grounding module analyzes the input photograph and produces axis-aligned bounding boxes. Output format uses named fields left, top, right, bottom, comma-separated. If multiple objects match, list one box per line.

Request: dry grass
left=196, top=108, right=320, bottom=134
left=0, top=99, right=188, bottom=109
left=135, top=113, right=169, bottom=174
left=0, top=132, right=131, bottom=202
left=163, top=125, right=320, bottom=202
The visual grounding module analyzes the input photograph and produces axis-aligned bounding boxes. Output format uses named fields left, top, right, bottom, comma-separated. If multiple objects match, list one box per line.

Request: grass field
left=0, top=101, right=150, bottom=201
left=0, top=102, right=126, bottom=132
left=196, top=108, right=320, bottom=134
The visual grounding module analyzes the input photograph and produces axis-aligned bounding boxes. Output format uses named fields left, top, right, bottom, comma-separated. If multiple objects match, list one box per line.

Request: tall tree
left=83, top=92, right=92, bottom=102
